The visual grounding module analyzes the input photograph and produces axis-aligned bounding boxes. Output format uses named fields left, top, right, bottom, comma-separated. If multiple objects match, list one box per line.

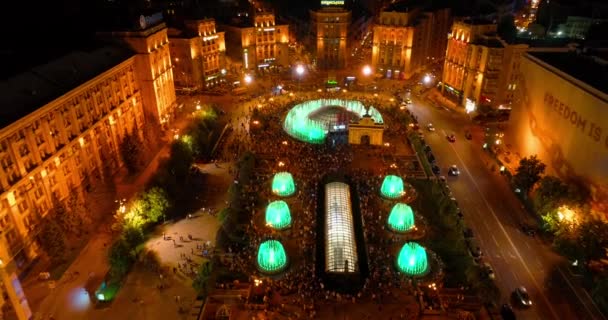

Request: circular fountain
left=388, top=203, right=415, bottom=233
left=257, top=240, right=288, bottom=274
left=265, top=200, right=292, bottom=230
left=396, top=242, right=429, bottom=277
left=283, top=99, right=383, bottom=144
left=272, top=172, right=295, bottom=197
left=380, top=175, right=406, bottom=199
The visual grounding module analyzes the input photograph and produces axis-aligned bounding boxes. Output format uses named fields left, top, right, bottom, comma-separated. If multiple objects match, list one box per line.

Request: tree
left=497, top=14, right=517, bottom=43
left=119, top=131, right=142, bottom=175
left=513, top=155, right=546, bottom=195
left=67, top=190, right=92, bottom=228
left=577, top=219, right=608, bottom=262
left=140, top=187, right=170, bottom=223
left=38, top=218, right=67, bottom=263
left=52, top=195, right=83, bottom=235
left=193, top=261, right=213, bottom=298
left=108, top=238, right=135, bottom=279
left=534, top=176, right=569, bottom=215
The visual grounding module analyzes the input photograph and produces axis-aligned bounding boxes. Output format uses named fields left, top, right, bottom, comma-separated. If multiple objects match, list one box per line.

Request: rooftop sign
left=321, top=0, right=344, bottom=6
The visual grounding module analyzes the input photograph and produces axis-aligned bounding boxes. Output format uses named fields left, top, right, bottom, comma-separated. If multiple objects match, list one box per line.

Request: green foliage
left=38, top=218, right=67, bottom=263
left=534, top=176, right=569, bottom=216
left=140, top=187, right=170, bottom=223
left=192, top=261, right=214, bottom=298
left=513, top=155, right=546, bottom=195
left=67, top=191, right=91, bottom=228
left=119, top=131, right=143, bottom=175
left=578, top=219, right=608, bottom=262
left=108, top=238, right=135, bottom=280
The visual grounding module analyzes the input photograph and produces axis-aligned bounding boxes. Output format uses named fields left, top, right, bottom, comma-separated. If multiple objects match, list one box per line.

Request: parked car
left=466, top=239, right=482, bottom=261
left=448, top=165, right=460, bottom=176
left=520, top=224, right=536, bottom=237
left=513, top=287, right=533, bottom=307
left=432, top=165, right=441, bottom=175
left=483, top=262, right=496, bottom=279
left=447, top=133, right=456, bottom=142
left=465, top=130, right=472, bottom=140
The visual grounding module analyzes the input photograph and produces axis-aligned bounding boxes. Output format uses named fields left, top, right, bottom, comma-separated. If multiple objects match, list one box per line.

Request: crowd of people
left=208, top=90, right=432, bottom=319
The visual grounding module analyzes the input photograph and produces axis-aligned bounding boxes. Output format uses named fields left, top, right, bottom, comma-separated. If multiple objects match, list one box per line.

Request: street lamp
left=362, top=65, right=372, bottom=93
left=295, top=65, right=305, bottom=91
left=423, top=74, right=432, bottom=85
left=244, top=74, right=253, bottom=85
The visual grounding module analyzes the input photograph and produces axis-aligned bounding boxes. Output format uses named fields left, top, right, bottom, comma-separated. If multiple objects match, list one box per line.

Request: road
left=407, top=95, right=605, bottom=320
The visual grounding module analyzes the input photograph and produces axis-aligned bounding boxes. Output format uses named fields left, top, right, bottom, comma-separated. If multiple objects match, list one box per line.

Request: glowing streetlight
left=296, top=65, right=305, bottom=76
left=423, top=74, right=432, bottom=84
left=295, top=65, right=305, bottom=91
left=244, top=74, right=253, bottom=85
left=362, top=65, right=372, bottom=76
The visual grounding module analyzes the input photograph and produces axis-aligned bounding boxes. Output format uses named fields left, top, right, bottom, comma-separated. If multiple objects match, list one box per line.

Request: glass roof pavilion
left=265, top=200, right=292, bottom=230
left=257, top=240, right=288, bottom=273
left=325, top=182, right=358, bottom=273
left=272, top=172, right=295, bottom=197
left=380, top=175, right=405, bottom=199
left=388, top=203, right=415, bottom=232
left=397, top=242, right=429, bottom=277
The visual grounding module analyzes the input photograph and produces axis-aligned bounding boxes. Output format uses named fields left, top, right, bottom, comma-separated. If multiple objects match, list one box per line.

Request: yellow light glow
left=557, top=206, right=579, bottom=225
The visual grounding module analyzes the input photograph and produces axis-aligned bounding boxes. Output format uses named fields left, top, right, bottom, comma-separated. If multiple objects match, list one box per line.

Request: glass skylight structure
left=325, top=182, right=358, bottom=273
left=265, top=200, right=292, bottom=230
left=272, top=172, right=295, bottom=197
left=257, top=240, right=288, bottom=273
left=388, top=203, right=415, bottom=232
left=397, top=242, right=429, bottom=277
left=380, top=175, right=405, bottom=199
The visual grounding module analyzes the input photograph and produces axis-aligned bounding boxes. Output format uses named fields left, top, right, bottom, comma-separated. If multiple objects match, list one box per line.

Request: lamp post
left=362, top=65, right=372, bottom=93
left=295, top=65, right=305, bottom=91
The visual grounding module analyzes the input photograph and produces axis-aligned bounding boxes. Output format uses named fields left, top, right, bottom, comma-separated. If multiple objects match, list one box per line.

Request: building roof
left=0, top=46, right=134, bottom=130
left=472, top=37, right=504, bottom=48
left=384, top=0, right=428, bottom=12
left=528, top=50, right=608, bottom=95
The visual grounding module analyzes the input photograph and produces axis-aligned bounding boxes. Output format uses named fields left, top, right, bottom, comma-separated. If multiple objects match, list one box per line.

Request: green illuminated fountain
left=272, top=172, right=295, bottom=197
left=265, top=200, right=292, bottom=230
left=380, top=175, right=405, bottom=199
left=388, top=203, right=415, bottom=232
left=257, top=240, right=288, bottom=273
left=283, top=99, right=384, bottom=144
left=397, top=242, right=429, bottom=277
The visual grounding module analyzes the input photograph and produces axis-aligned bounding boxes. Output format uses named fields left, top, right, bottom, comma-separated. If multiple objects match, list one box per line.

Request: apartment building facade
left=371, top=5, right=451, bottom=79
left=223, top=12, right=289, bottom=71
left=310, top=7, right=351, bottom=69
left=0, top=46, right=146, bottom=318
left=169, top=19, right=227, bottom=92
left=441, top=20, right=528, bottom=109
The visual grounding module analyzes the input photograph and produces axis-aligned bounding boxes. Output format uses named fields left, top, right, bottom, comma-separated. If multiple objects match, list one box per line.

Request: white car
left=427, top=123, right=435, bottom=131
left=448, top=165, right=460, bottom=176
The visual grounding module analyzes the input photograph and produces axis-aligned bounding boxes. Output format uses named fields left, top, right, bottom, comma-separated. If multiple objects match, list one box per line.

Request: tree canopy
left=513, top=155, right=546, bottom=194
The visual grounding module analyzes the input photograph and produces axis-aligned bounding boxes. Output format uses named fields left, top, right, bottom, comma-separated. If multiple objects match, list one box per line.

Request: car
left=427, top=123, right=435, bottom=131
left=521, top=224, right=536, bottom=237
left=428, top=154, right=436, bottom=163
left=447, top=133, right=456, bottom=142
left=432, top=165, right=441, bottom=174
left=483, top=262, right=496, bottom=279
left=500, top=304, right=517, bottom=320
left=513, top=287, right=532, bottom=307
left=448, top=165, right=460, bottom=176
left=465, top=130, right=472, bottom=140
left=466, top=239, right=482, bottom=261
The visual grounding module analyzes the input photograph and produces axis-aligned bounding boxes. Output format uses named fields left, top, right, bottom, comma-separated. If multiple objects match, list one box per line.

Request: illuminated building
left=508, top=49, right=608, bottom=216
left=371, top=4, right=451, bottom=79
left=169, top=19, right=226, bottom=91
left=441, top=19, right=528, bottom=109
left=0, top=46, right=147, bottom=318
left=223, top=12, right=289, bottom=71
left=310, top=6, right=351, bottom=69
left=100, top=14, right=177, bottom=125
